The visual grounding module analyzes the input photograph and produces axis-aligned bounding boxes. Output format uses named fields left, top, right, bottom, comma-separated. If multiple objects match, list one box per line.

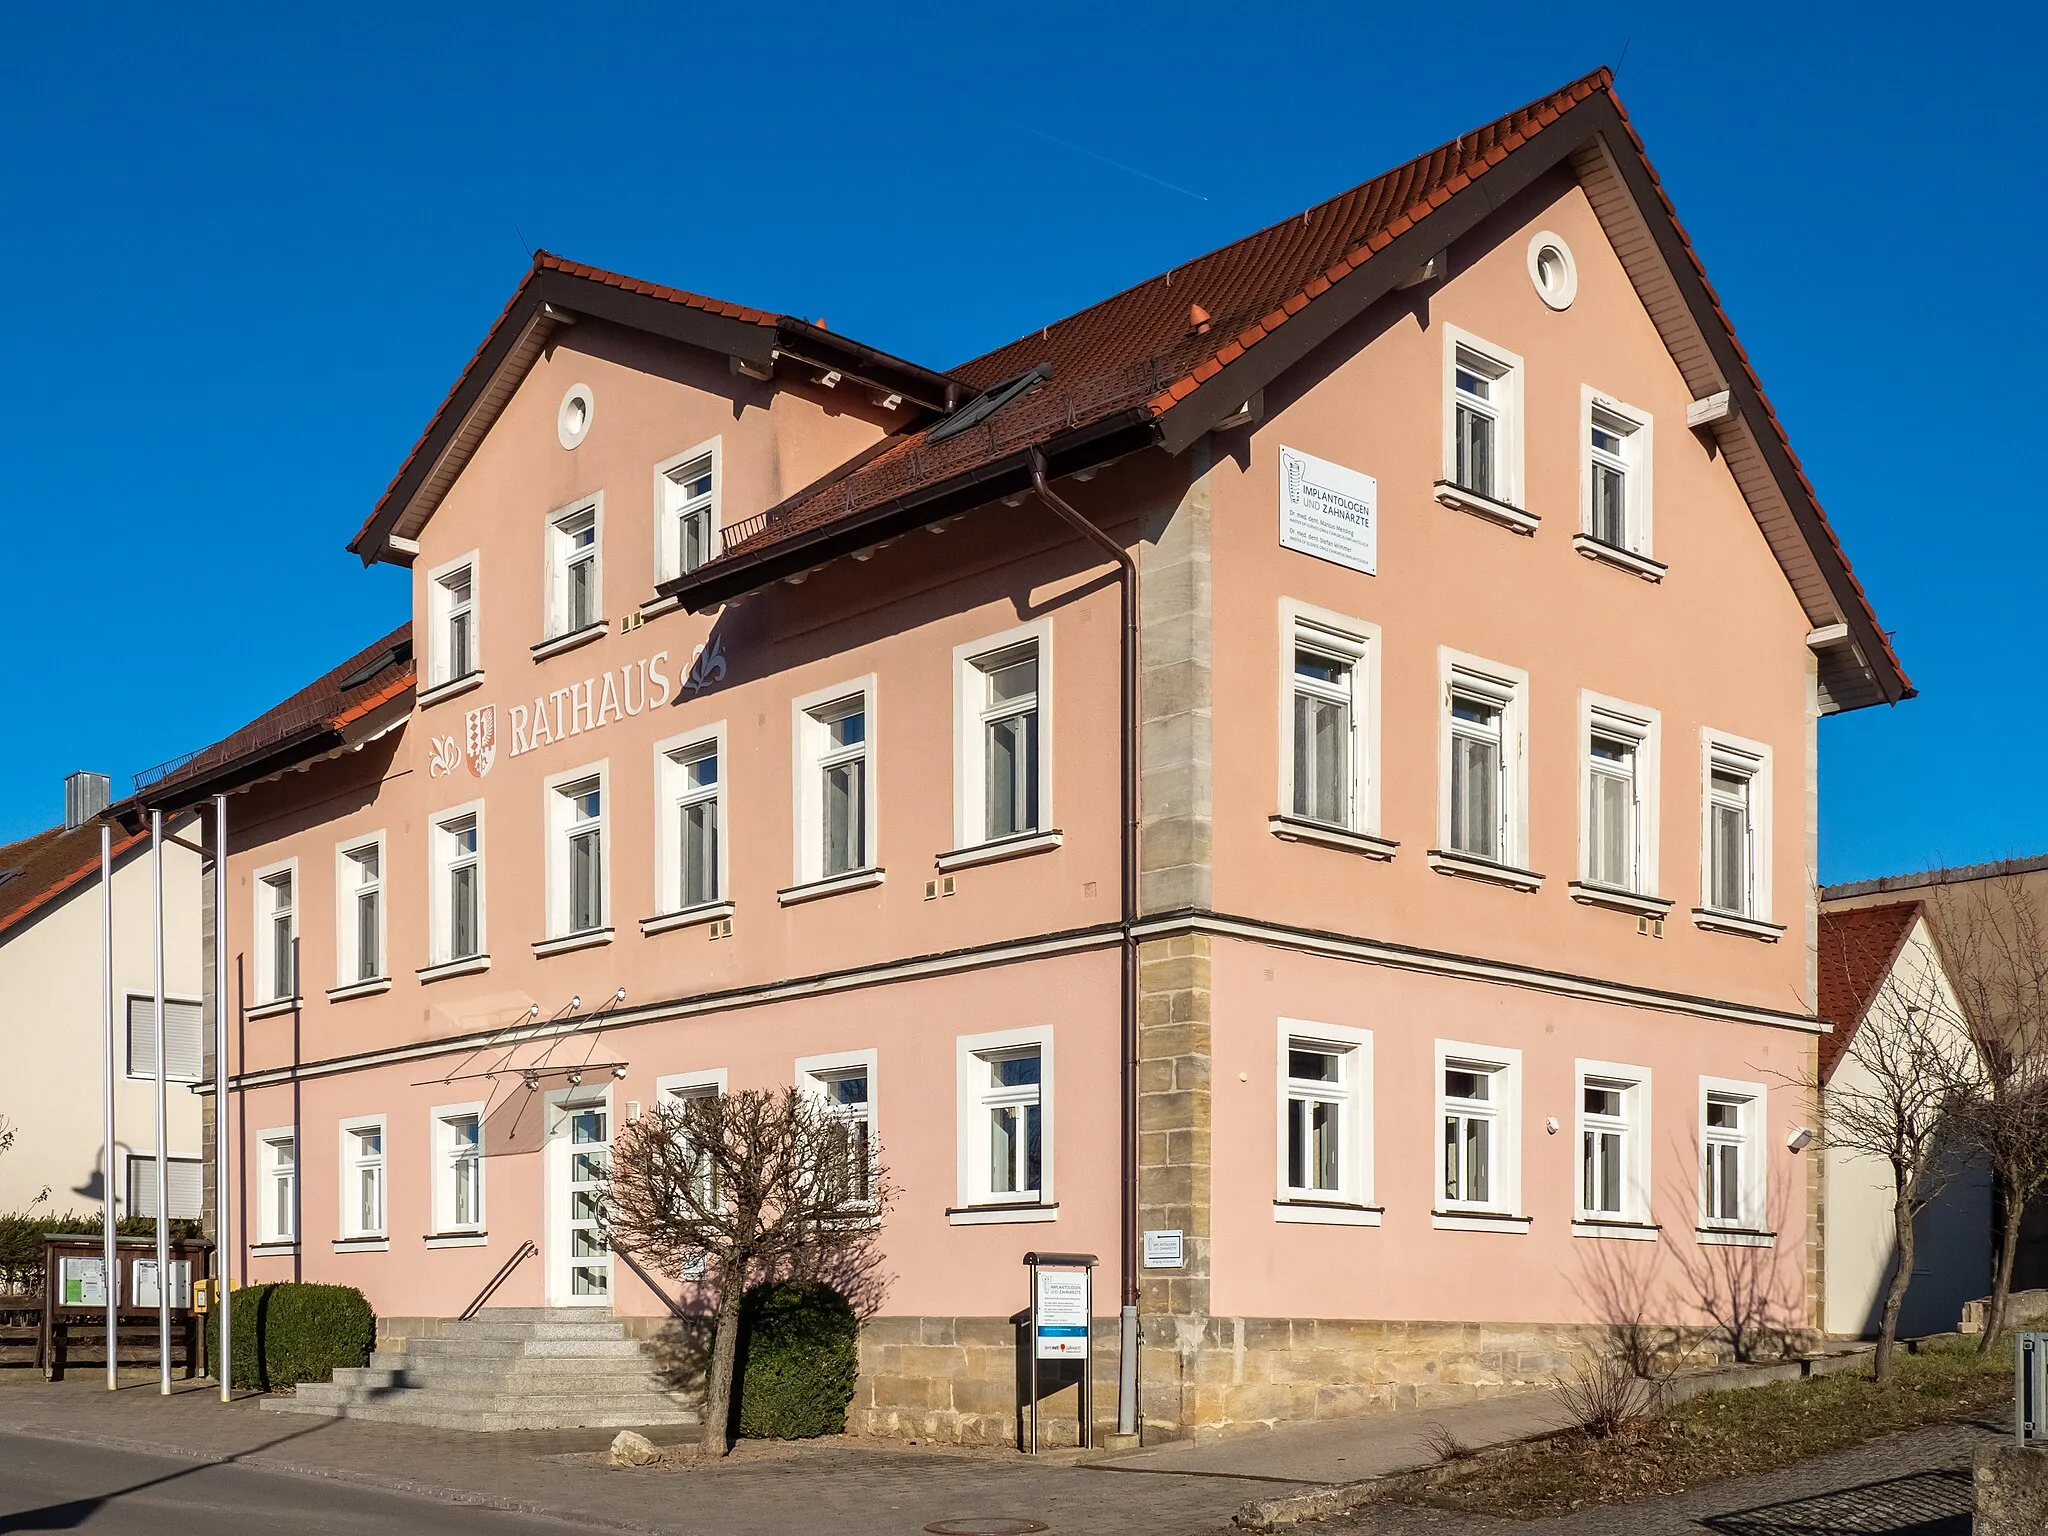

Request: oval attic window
left=1527, top=232, right=1577, bottom=311
left=558, top=383, right=595, bottom=449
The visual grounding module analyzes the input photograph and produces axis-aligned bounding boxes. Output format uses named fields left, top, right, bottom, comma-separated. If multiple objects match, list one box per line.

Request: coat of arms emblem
left=465, top=705, right=497, bottom=778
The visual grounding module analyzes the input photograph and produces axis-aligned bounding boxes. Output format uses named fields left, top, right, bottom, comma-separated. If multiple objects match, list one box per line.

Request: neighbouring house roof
left=1822, top=854, right=2048, bottom=904
left=1817, top=901, right=1925, bottom=1078
left=134, top=625, right=416, bottom=811
left=0, top=817, right=148, bottom=942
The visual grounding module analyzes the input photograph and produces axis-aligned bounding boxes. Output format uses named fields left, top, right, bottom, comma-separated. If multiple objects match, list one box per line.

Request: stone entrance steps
left=264, top=1307, right=698, bottom=1432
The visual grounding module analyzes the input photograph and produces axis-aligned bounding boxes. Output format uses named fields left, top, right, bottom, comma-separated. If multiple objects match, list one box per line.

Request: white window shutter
left=126, top=997, right=154, bottom=1078
left=165, top=1000, right=204, bottom=1083
left=128, top=1157, right=204, bottom=1220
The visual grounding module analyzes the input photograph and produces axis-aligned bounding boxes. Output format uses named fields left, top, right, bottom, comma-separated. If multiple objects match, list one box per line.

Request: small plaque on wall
left=1278, top=446, right=1377, bottom=576
left=1142, top=1229, right=1185, bottom=1269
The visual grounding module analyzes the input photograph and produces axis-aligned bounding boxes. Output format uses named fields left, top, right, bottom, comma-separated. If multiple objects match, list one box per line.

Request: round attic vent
left=558, top=382, right=595, bottom=449
left=1527, top=231, right=1576, bottom=311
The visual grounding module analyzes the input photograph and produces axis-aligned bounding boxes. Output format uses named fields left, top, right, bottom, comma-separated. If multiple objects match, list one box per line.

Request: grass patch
left=1396, top=1339, right=2013, bottom=1520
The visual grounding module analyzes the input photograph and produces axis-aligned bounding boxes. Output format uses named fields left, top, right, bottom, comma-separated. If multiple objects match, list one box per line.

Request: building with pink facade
left=139, top=69, right=1910, bottom=1443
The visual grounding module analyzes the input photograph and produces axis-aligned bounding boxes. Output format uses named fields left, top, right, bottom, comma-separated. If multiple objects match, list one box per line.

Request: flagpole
left=213, top=794, right=232, bottom=1401
left=152, top=810, right=170, bottom=1395
left=101, top=823, right=117, bottom=1390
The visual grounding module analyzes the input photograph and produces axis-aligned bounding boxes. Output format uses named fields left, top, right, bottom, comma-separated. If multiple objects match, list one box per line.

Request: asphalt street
left=0, top=1430, right=598, bottom=1535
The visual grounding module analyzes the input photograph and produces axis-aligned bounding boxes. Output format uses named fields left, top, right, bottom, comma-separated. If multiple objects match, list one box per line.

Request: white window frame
left=1699, top=730, right=1773, bottom=922
left=952, top=620, right=1054, bottom=852
left=430, top=1101, right=487, bottom=1237
left=124, top=993, right=205, bottom=1084
left=795, top=1049, right=879, bottom=1214
left=543, top=762, right=610, bottom=940
left=655, top=439, right=721, bottom=583
left=655, top=1068, right=728, bottom=1213
left=338, top=1114, right=387, bottom=1241
left=1578, top=694, right=1661, bottom=897
left=791, top=677, right=878, bottom=887
left=253, top=858, right=298, bottom=1004
left=256, top=1128, right=297, bottom=1245
left=1581, top=389, right=1654, bottom=555
left=1277, top=601, right=1381, bottom=837
left=544, top=495, right=604, bottom=639
left=334, top=832, right=387, bottom=987
left=1699, top=1076, right=1768, bottom=1232
left=654, top=724, right=729, bottom=917
left=1436, top=650, right=1530, bottom=870
left=1273, top=1020, right=1375, bottom=1222
left=953, top=1026, right=1055, bottom=1217
left=428, top=800, right=486, bottom=967
left=425, top=549, right=480, bottom=688
left=1440, top=325, right=1526, bottom=509
left=1434, top=1039, right=1523, bottom=1220
left=1573, top=1060, right=1653, bottom=1228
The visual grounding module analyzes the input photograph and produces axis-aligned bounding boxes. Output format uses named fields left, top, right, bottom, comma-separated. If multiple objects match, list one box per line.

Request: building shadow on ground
left=1698, top=1467, right=1971, bottom=1536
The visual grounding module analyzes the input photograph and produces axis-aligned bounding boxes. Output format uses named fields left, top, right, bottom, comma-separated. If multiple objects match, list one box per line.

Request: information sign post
left=1024, top=1250, right=1097, bottom=1455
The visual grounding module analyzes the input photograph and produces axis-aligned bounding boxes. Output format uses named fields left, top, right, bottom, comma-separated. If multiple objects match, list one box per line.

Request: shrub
left=735, top=1280, right=859, bottom=1439
left=205, top=1283, right=375, bottom=1390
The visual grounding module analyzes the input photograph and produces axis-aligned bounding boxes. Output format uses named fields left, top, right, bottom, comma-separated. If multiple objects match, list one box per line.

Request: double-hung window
left=1275, top=1022, right=1373, bottom=1219
left=1441, top=657, right=1526, bottom=870
left=1439, top=328, right=1524, bottom=516
left=1574, top=1063, right=1651, bottom=1227
left=427, top=554, right=479, bottom=687
left=547, top=501, right=602, bottom=638
left=1701, top=733, right=1772, bottom=925
left=544, top=770, right=607, bottom=940
left=1582, top=392, right=1653, bottom=557
left=431, top=807, right=483, bottom=964
left=1274, top=606, right=1381, bottom=847
left=799, top=1053, right=876, bottom=1209
left=658, top=1071, right=726, bottom=1212
left=953, top=1030, right=1054, bottom=1218
left=654, top=728, right=727, bottom=919
left=1436, top=1041, right=1522, bottom=1220
left=340, top=1118, right=386, bottom=1240
left=659, top=446, right=718, bottom=580
left=336, top=837, right=384, bottom=985
left=432, top=1106, right=485, bottom=1235
left=953, top=625, right=1053, bottom=856
left=259, top=1131, right=296, bottom=1244
left=792, top=681, right=876, bottom=888
left=1700, top=1079, right=1765, bottom=1231
left=257, top=865, right=296, bottom=1003
left=1581, top=698, right=1659, bottom=898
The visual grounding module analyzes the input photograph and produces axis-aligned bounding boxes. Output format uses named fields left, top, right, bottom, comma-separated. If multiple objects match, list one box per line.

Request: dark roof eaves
left=1822, top=853, right=2048, bottom=903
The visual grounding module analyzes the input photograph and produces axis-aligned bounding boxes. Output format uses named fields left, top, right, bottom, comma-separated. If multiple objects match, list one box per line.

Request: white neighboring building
left=0, top=775, right=205, bottom=1221
left=1817, top=900, right=1992, bottom=1339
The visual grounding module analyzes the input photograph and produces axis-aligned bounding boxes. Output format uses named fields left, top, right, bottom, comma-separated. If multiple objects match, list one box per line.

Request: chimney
left=65, top=771, right=111, bottom=831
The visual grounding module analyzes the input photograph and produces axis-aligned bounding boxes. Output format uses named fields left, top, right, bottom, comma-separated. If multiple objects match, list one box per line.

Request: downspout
left=1027, top=447, right=1140, bottom=1439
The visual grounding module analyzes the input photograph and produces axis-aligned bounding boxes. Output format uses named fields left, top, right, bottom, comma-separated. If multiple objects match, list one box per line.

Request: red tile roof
left=1817, top=901, right=1924, bottom=1077
left=0, top=817, right=147, bottom=940
left=135, top=625, right=416, bottom=805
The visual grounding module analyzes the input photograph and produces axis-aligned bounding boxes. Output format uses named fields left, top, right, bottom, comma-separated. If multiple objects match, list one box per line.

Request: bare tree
left=600, top=1087, right=890, bottom=1456
left=1936, top=876, right=2048, bottom=1351
left=1811, top=933, right=1982, bottom=1380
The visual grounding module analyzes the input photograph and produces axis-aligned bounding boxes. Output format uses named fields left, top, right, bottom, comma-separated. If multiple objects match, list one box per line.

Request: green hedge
left=737, top=1281, right=859, bottom=1439
left=205, top=1283, right=375, bottom=1390
left=0, top=1211, right=204, bottom=1294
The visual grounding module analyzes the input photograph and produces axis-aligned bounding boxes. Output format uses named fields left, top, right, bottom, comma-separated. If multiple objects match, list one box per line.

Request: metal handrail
left=458, top=1239, right=537, bottom=1321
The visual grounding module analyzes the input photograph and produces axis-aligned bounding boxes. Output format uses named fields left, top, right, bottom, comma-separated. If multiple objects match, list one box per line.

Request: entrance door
left=544, top=1090, right=612, bottom=1307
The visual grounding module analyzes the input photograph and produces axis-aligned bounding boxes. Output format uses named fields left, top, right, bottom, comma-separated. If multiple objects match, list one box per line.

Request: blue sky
left=0, top=1, right=2036, bottom=880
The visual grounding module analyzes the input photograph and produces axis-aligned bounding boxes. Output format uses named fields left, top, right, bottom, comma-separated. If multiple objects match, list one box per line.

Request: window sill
left=1434, top=480, right=1539, bottom=535
left=531, top=622, right=608, bottom=662
left=638, top=594, right=682, bottom=619
left=1274, top=1200, right=1383, bottom=1227
left=1572, top=534, right=1667, bottom=583
left=417, top=954, right=490, bottom=984
left=331, top=1238, right=390, bottom=1254
left=1697, top=1226, right=1775, bottom=1249
left=532, top=927, right=615, bottom=958
left=1691, top=908, right=1786, bottom=943
left=1568, top=882, right=1674, bottom=919
left=417, top=670, right=486, bottom=709
left=947, top=1203, right=1059, bottom=1226
left=1426, top=849, right=1544, bottom=892
left=778, top=868, right=885, bottom=907
left=1431, top=1210, right=1532, bottom=1234
left=936, top=831, right=1064, bottom=872
left=325, top=977, right=392, bottom=1003
left=641, top=901, right=736, bottom=936
left=1572, top=1219, right=1661, bottom=1242
left=249, top=1242, right=299, bottom=1257
left=1269, top=816, right=1398, bottom=861
left=246, top=997, right=300, bottom=1021
left=424, top=1232, right=488, bottom=1249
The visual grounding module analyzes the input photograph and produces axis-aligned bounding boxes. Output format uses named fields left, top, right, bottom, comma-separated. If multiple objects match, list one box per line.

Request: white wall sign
left=1034, top=1268, right=1090, bottom=1360
left=59, top=1256, right=108, bottom=1308
left=131, top=1258, right=190, bottom=1309
left=1278, top=446, right=1377, bottom=576
left=1142, top=1230, right=1184, bottom=1269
